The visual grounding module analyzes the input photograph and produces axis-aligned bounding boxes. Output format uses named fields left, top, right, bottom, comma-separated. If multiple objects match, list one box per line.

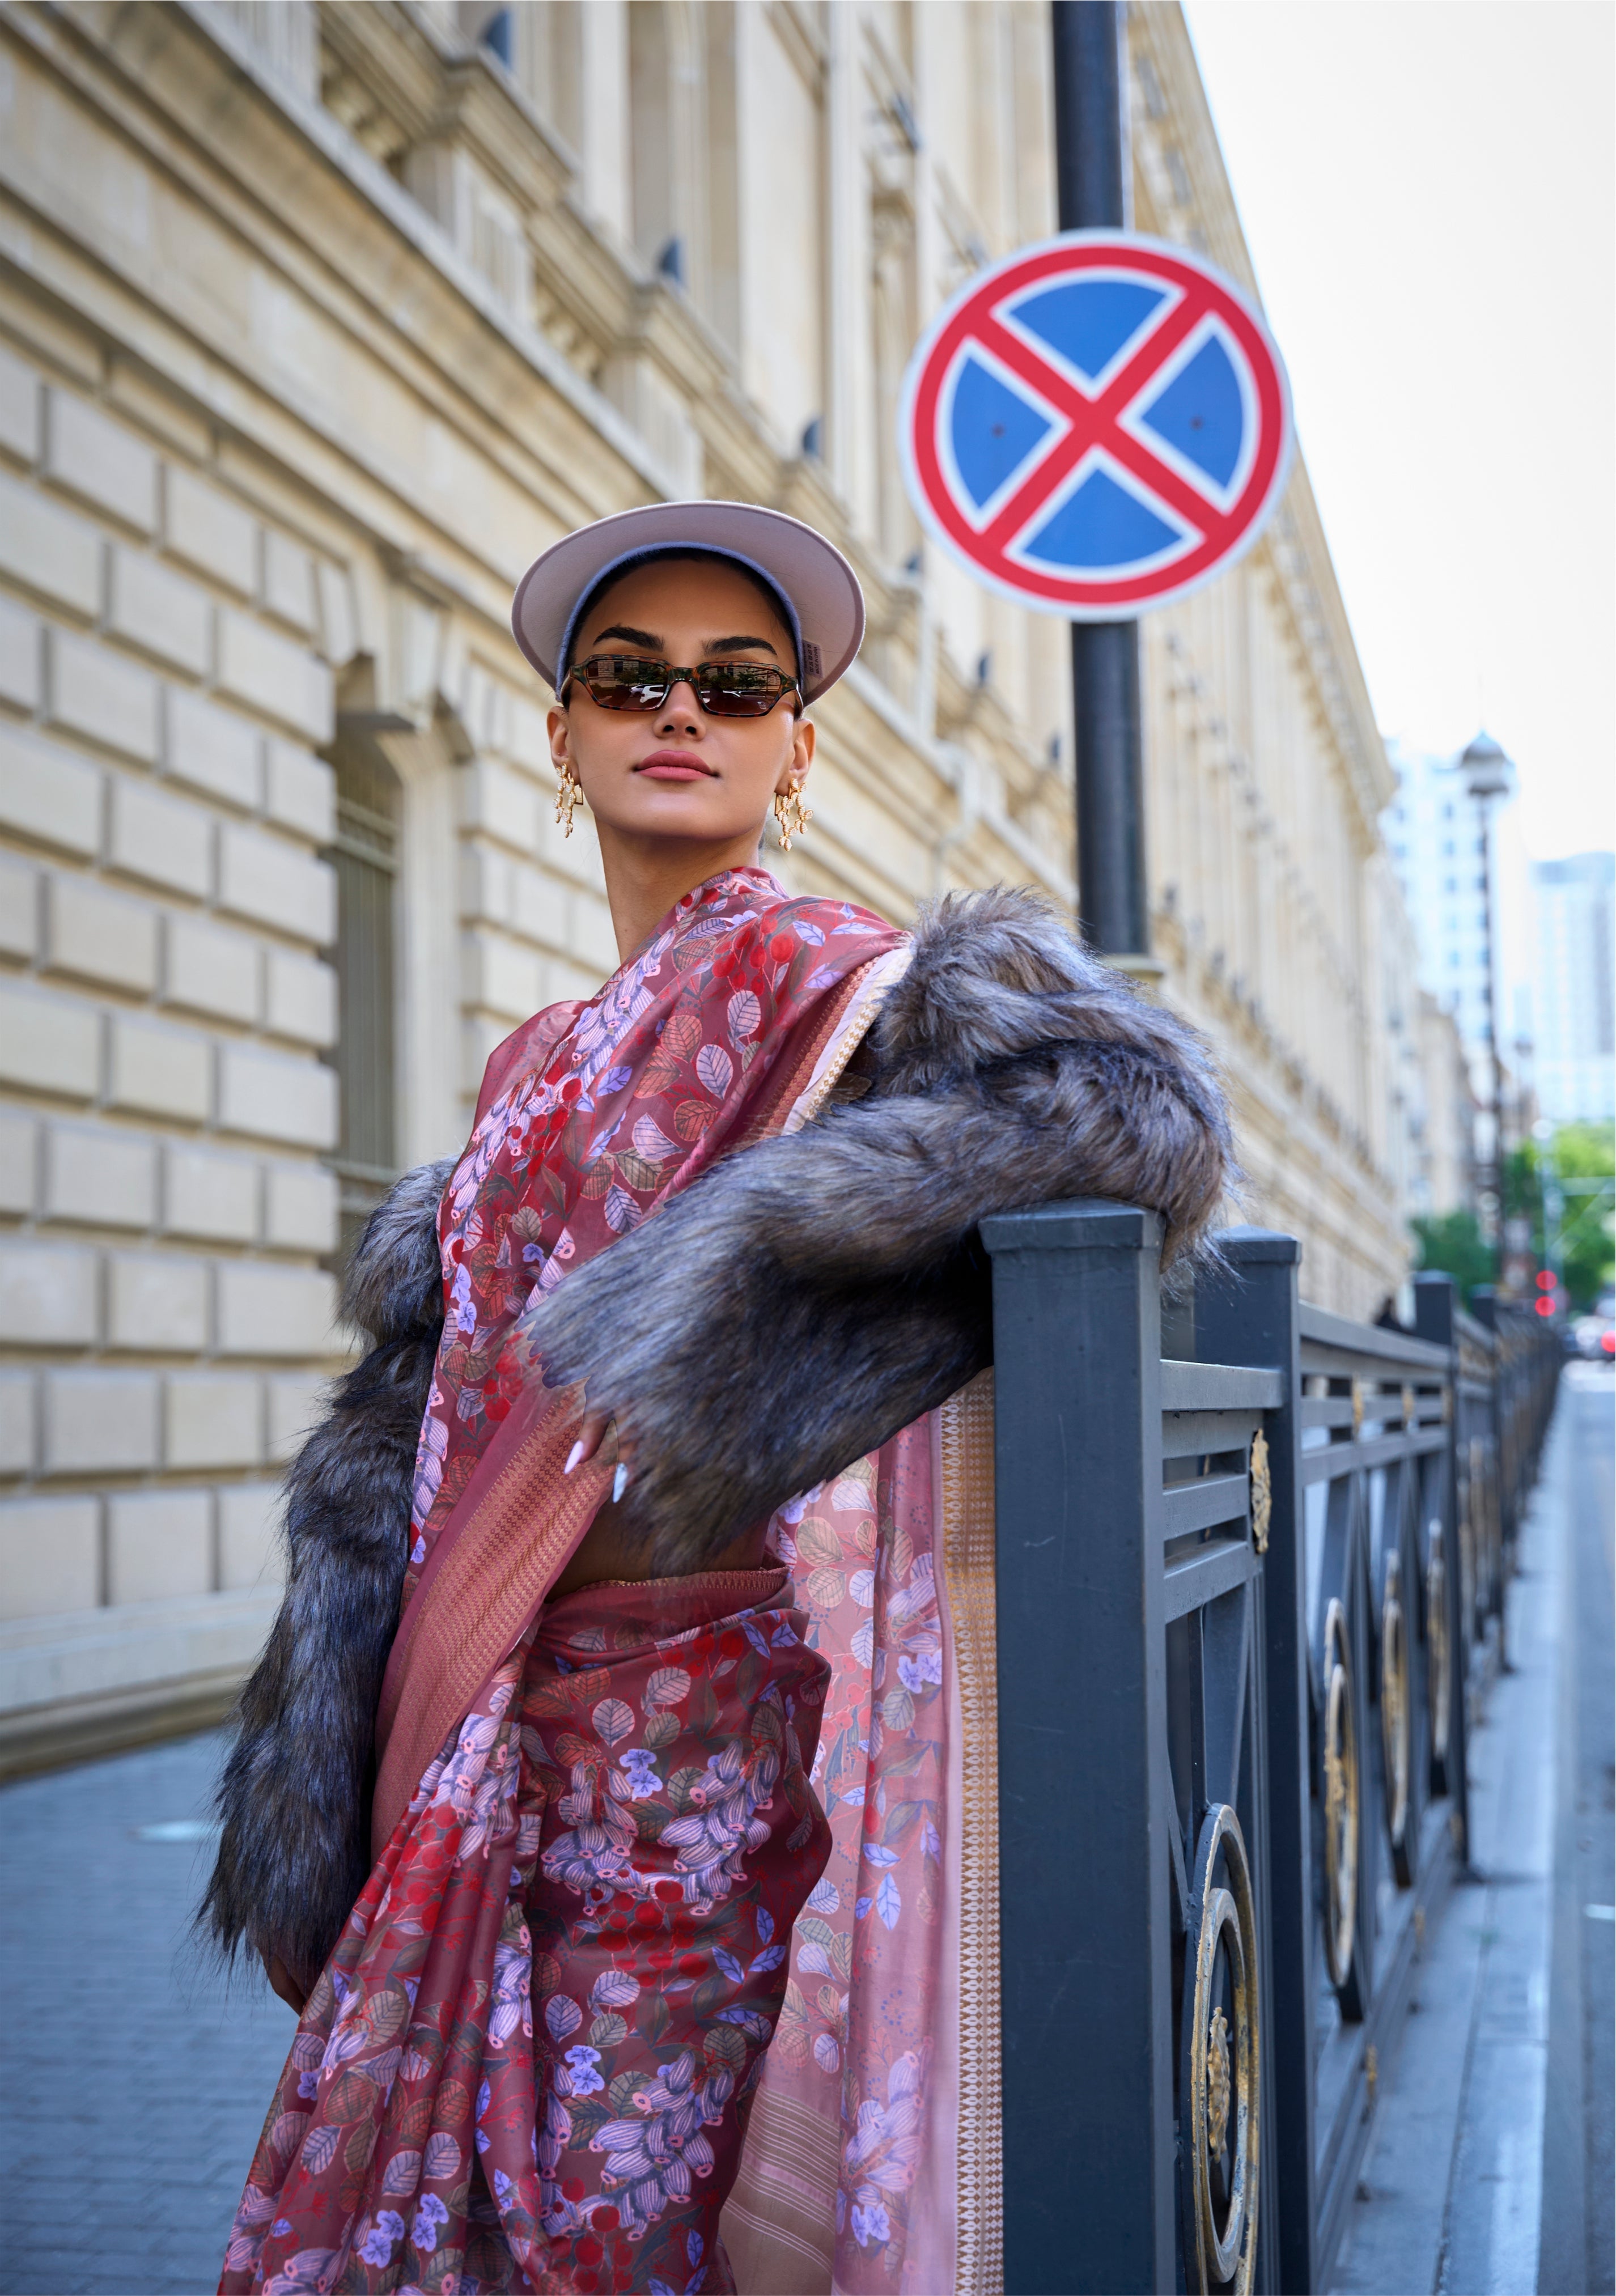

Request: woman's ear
left=780, top=712, right=815, bottom=792
left=548, top=701, right=572, bottom=773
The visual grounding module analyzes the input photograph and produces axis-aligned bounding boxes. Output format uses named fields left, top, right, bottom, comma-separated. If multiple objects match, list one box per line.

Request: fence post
left=1195, top=1226, right=1315, bottom=2295
left=980, top=1200, right=1175, bottom=2294
left=1412, top=1272, right=1469, bottom=1862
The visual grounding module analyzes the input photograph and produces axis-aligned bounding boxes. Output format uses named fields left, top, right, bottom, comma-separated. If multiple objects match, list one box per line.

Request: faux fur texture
left=200, top=1156, right=455, bottom=1987
left=202, top=889, right=1232, bottom=1975
left=521, top=889, right=1232, bottom=1570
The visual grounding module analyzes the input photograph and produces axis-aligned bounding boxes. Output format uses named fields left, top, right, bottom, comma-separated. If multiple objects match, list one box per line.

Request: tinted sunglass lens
left=698, top=667, right=785, bottom=717
left=583, top=659, right=671, bottom=710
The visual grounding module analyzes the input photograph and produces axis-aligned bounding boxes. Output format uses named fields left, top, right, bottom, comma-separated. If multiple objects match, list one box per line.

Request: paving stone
left=0, top=1731, right=291, bottom=2294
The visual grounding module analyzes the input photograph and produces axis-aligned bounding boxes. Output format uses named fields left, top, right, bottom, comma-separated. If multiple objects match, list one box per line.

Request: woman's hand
left=564, top=1408, right=634, bottom=1504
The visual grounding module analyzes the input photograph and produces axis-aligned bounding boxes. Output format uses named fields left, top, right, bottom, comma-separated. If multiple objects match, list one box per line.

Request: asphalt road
left=1541, top=1361, right=1615, bottom=2296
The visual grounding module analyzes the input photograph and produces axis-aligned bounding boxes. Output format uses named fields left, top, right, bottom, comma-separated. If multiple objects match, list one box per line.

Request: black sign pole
left=1051, top=0, right=1151, bottom=962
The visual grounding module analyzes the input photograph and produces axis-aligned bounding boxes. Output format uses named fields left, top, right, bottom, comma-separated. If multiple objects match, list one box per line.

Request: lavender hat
left=510, top=500, right=865, bottom=704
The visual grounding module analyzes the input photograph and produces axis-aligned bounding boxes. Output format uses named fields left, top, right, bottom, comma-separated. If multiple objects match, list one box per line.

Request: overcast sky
left=1181, top=0, right=1614, bottom=861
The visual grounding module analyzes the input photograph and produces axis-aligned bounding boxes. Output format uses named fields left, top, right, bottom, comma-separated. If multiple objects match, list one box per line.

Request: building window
left=326, top=745, right=400, bottom=1267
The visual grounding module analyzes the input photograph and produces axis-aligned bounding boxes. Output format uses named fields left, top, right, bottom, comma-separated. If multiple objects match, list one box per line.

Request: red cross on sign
left=899, top=231, right=1294, bottom=618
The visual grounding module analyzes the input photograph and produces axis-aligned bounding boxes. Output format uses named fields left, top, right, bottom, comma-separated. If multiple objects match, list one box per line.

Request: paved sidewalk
left=0, top=1732, right=292, bottom=2296
left=1330, top=1363, right=1615, bottom=2296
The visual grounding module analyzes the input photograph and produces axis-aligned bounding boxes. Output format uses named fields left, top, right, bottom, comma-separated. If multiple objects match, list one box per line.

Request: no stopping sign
left=899, top=231, right=1294, bottom=618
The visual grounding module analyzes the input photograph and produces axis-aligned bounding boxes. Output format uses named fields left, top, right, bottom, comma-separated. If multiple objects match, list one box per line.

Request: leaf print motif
left=794, top=1516, right=843, bottom=1568
left=422, top=2132, right=461, bottom=2180
left=875, top=1872, right=902, bottom=1930
left=591, top=1696, right=635, bottom=1745
left=695, top=1043, right=733, bottom=1096
left=644, top=1666, right=692, bottom=1712
left=545, top=1994, right=583, bottom=2041
left=631, top=1116, right=680, bottom=1165
left=612, top=1150, right=663, bottom=1191
left=589, top=2011, right=629, bottom=2048
left=299, top=2126, right=340, bottom=2175
left=379, top=2149, right=422, bottom=2196
left=726, top=990, right=762, bottom=1043
left=603, top=1183, right=643, bottom=1234
left=793, top=919, right=826, bottom=944
left=804, top=1568, right=846, bottom=1611
left=590, top=1968, right=640, bottom=2010
left=814, top=2031, right=841, bottom=2071
left=673, top=1097, right=714, bottom=1141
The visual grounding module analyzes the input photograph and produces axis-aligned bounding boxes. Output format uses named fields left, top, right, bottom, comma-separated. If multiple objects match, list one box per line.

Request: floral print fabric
left=222, top=1573, right=830, bottom=2296
left=406, top=869, right=902, bottom=1601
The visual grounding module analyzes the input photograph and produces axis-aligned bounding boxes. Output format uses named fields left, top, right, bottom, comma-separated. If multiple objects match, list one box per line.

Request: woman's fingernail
left=613, top=1463, right=630, bottom=1504
left=564, top=1441, right=584, bottom=1475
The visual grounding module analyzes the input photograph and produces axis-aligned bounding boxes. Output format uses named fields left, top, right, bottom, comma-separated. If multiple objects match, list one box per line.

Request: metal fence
left=981, top=1204, right=1561, bottom=2295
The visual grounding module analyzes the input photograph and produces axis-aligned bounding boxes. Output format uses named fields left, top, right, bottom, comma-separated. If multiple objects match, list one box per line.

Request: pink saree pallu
left=220, top=871, right=1003, bottom=2296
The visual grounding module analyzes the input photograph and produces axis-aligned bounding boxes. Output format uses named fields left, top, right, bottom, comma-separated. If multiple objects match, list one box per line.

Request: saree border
left=940, top=1369, right=1004, bottom=2296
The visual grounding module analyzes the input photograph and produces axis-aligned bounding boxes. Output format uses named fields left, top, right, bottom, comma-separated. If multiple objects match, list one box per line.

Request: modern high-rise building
left=1531, top=854, right=1615, bottom=1123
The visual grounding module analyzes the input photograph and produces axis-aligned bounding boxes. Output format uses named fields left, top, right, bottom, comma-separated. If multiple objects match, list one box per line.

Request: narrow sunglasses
left=566, top=653, right=800, bottom=718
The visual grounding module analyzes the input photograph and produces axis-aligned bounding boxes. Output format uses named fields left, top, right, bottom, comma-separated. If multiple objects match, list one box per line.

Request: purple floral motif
left=842, top=2051, right=926, bottom=2260
left=589, top=2051, right=735, bottom=2240
left=355, top=2210, right=404, bottom=2268
left=408, top=2192, right=448, bottom=2254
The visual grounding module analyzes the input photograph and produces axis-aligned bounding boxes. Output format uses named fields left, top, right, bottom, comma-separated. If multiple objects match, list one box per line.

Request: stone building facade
left=0, top=0, right=1434, bottom=1764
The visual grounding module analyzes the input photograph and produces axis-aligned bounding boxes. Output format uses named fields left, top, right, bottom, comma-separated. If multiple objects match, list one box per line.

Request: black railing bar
left=1300, top=1342, right=1451, bottom=1383
left=1162, top=1473, right=1251, bottom=1539
left=1161, top=1407, right=1265, bottom=1459
left=1160, top=1358, right=1287, bottom=1410
left=1453, top=1309, right=1499, bottom=1352
left=1299, top=1395, right=1448, bottom=1431
left=1300, top=1426, right=1449, bottom=1484
left=1163, top=1536, right=1258, bottom=1622
left=1298, top=1303, right=1451, bottom=1369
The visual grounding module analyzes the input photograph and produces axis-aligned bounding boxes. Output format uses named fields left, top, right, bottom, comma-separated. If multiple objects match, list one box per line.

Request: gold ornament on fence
left=1249, top=1430, right=1271, bottom=1554
left=1321, top=1596, right=1359, bottom=1992
left=1182, top=1802, right=1261, bottom=2296
left=773, top=780, right=812, bottom=850
left=555, top=758, right=583, bottom=838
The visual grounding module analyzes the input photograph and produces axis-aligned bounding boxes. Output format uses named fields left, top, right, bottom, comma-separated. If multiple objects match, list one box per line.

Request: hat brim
left=511, top=501, right=864, bottom=705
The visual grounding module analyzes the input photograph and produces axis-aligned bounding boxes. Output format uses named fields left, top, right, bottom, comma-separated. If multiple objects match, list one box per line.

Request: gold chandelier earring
left=773, top=780, right=812, bottom=852
left=554, top=756, right=583, bottom=838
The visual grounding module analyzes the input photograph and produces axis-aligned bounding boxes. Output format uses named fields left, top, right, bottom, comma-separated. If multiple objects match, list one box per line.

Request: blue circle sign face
left=899, top=231, right=1294, bottom=619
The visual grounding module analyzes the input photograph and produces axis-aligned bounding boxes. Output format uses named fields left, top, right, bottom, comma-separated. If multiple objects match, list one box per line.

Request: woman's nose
left=655, top=680, right=705, bottom=736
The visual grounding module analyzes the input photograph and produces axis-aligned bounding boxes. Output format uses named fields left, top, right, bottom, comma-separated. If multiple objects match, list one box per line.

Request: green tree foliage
left=1504, top=1123, right=1615, bottom=1312
left=1410, top=1208, right=1496, bottom=1306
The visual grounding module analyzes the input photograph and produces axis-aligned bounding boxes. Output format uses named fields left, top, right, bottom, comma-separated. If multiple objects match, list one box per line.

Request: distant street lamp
left=1459, top=730, right=1516, bottom=1276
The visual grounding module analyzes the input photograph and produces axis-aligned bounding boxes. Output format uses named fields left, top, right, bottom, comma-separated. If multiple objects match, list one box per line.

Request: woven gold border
left=940, top=1370, right=1004, bottom=2296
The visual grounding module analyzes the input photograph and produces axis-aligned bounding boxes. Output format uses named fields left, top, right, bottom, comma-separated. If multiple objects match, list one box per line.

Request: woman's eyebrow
left=703, top=633, right=780, bottom=657
left=587, top=623, right=663, bottom=650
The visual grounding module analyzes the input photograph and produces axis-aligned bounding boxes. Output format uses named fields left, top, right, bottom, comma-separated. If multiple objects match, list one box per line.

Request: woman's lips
left=635, top=750, right=716, bottom=782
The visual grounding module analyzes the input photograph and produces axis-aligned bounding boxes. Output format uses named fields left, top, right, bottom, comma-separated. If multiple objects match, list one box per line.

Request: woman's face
left=547, top=558, right=814, bottom=851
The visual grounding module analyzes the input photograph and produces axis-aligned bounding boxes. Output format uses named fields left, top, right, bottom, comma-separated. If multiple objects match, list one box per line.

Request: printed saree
left=222, top=869, right=1002, bottom=2296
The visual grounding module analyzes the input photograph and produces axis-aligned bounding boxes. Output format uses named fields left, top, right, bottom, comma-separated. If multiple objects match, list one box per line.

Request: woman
left=206, top=502, right=1230, bottom=2296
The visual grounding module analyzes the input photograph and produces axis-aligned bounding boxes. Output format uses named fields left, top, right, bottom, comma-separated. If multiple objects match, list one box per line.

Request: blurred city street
left=1331, top=1361, right=1614, bottom=2296
left=0, top=1365, right=1608, bottom=2296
